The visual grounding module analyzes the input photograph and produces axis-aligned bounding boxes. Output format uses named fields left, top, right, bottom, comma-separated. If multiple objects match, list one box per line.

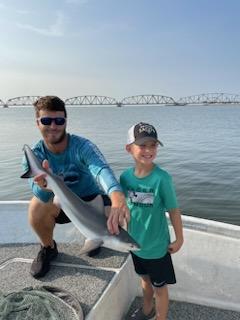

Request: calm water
left=0, top=105, right=239, bottom=226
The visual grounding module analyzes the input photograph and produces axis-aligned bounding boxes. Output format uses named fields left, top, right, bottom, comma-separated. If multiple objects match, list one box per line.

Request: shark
left=21, top=144, right=140, bottom=253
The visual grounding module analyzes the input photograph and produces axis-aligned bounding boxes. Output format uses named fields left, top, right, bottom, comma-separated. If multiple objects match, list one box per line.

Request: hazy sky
left=0, top=0, right=239, bottom=101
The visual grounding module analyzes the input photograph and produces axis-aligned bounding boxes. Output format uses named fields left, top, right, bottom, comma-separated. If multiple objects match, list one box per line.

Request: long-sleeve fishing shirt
left=22, top=134, right=122, bottom=203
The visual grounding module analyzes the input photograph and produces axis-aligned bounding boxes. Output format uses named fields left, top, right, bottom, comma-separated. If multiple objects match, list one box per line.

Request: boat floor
left=126, top=296, right=240, bottom=320
left=0, top=242, right=128, bottom=318
left=1, top=202, right=240, bottom=319
left=1, top=243, right=240, bottom=320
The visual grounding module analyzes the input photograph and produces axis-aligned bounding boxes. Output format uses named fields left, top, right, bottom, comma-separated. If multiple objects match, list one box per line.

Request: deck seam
left=0, top=257, right=120, bottom=273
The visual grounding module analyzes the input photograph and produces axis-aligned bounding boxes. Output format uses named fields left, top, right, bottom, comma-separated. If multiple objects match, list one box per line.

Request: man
left=22, top=96, right=129, bottom=278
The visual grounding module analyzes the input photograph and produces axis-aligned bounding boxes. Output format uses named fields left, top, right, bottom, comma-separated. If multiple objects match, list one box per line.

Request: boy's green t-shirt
left=120, top=165, right=178, bottom=259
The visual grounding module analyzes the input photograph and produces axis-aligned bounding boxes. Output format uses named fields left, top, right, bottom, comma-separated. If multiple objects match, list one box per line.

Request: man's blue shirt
left=22, top=134, right=122, bottom=202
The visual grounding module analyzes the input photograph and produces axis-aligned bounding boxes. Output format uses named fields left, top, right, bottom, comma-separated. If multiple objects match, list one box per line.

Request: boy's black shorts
left=131, top=251, right=176, bottom=287
left=55, top=194, right=111, bottom=224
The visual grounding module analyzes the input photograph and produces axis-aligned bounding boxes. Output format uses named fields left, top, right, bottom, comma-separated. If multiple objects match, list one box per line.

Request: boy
left=120, top=122, right=183, bottom=320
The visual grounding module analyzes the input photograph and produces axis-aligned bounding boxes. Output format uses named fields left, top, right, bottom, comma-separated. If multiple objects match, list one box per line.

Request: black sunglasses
left=38, top=117, right=66, bottom=126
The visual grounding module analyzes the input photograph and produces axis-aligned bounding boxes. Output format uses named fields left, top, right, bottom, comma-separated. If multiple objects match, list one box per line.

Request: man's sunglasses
left=38, top=117, right=66, bottom=126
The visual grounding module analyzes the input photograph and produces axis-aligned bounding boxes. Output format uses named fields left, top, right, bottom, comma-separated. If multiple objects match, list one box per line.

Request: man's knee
left=28, top=197, right=59, bottom=223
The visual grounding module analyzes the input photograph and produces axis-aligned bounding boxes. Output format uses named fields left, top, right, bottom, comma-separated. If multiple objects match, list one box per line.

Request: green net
left=0, top=286, right=83, bottom=320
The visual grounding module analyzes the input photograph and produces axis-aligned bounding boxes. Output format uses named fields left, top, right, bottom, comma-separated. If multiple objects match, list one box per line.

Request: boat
left=0, top=200, right=240, bottom=319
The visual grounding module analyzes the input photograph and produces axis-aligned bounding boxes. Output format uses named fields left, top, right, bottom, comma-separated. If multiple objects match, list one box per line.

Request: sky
left=0, top=0, right=240, bottom=102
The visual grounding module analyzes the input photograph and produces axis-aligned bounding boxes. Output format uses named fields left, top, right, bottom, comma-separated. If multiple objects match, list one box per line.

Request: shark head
left=106, top=228, right=141, bottom=253
left=117, top=238, right=140, bottom=252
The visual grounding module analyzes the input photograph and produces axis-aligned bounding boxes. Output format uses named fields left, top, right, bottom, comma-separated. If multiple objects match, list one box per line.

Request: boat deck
left=126, top=297, right=240, bottom=320
left=0, top=242, right=129, bottom=318
left=1, top=243, right=240, bottom=320
left=1, top=201, right=240, bottom=319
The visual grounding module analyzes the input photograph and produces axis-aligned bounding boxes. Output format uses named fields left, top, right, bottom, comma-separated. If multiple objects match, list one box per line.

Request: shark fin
left=21, top=169, right=34, bottom=179
left=79, top=239, right=103, bottom=255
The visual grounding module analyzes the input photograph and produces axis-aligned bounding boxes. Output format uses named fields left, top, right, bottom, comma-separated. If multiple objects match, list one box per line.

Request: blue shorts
left=131, top=251, right=176, bottom=287
left=55, top=194, right=111, bottom=224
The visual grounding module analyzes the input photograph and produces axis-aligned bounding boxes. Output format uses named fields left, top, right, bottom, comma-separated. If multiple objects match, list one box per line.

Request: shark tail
left=21, top=145, right=38, bottom=179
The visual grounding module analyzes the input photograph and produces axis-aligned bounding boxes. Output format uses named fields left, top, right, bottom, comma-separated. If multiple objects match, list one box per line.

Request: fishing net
left=0, top=285, right=84, bottom=320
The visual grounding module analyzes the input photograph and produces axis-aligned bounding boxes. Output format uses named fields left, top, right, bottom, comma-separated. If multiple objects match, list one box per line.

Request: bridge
left=0, top=99, right=7, bottom=107
left=65, top=95, right=119, bottom=106
left=1, top=94, right=176, bottom=107
left=1, top=93, right=240, bottom=107
left=177, top=93, right=240, bottom=105
left=120, top=94, right=175, bottom=106
left=6, top=96, right=41, bottom=106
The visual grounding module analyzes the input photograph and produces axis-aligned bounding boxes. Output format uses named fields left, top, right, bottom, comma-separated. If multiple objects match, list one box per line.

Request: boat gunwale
left=1, top=201, right=239, bottom=239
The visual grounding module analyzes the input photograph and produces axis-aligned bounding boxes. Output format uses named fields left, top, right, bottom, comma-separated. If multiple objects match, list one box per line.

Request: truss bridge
left=2, top=93, right=240, bottom=108
left=65, top=95, right=119, bottom=106
left=120, top=94, right=175, bottom=106
left=0, top=99, right=7, bottom=107
left=177, top=93, right=240, bottom=105
left=6, top=96, right=41, bottom=106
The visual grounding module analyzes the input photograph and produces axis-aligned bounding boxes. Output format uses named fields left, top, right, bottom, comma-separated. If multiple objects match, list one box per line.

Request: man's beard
left=49, top=130, right=67, bottom=145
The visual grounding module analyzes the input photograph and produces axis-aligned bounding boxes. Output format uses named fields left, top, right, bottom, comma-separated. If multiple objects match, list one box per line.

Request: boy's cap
left=127, top=122, right=163, bottom=146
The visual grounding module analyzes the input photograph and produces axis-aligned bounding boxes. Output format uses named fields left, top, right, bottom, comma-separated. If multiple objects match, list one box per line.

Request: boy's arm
left=168, top=208, right=184, bottom=254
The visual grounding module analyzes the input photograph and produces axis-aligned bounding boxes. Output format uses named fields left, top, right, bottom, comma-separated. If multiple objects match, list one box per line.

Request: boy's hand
left=168, top=239, right=183, bottom=254
left=168, top=208, right=184, bottom=254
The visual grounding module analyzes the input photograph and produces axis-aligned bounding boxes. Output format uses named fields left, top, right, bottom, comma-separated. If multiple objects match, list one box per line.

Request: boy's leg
left=154, top=285, right=169, bottom=320
left=141, top=275, right=155, bottom=316
left=148, top=252, right=175, bottom=319
left=130, top=253, right=155, bottom=319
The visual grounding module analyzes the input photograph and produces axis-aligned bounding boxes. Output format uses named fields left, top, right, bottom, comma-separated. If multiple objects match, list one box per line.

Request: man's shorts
left=130, top=251, right=176, bottom=287
left=55, top=194, right=111, bottom=224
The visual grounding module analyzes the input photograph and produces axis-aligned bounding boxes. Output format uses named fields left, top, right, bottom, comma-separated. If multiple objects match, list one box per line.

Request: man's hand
left=107, top=191, right=130, bottom=234
left=33, top=160, right=51, bottom=190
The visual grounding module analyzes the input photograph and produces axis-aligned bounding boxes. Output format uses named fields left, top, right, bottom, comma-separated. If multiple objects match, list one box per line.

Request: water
left=0, top=105, right=239, bottom=226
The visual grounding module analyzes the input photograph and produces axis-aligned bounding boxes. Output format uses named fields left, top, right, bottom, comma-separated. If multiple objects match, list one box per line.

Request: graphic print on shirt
left=128, top=189, right=154, bottom=207
left=63, top=165, right=79, bottom=184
